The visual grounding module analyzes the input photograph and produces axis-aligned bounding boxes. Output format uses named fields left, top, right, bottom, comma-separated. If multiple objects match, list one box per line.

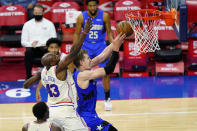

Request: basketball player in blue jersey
left=73, top=0, right=114, bottom=111
left=72, top=33, right=126, bottom=131
left=22, top=102, right=61, bottom=131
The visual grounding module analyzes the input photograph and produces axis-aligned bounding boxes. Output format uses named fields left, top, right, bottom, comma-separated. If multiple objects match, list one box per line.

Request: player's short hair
left=86, top=0, right=99, bottom=5
left=46, top=38, right=62, bottom=47
left=73, top=49, right=88, bottom=68
left=33, top=4, right=44, bottom=12
left=32, top=102, right=48, bottom=119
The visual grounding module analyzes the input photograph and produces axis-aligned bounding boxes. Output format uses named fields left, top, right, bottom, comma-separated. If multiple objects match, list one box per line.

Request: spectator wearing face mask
left=21, top=4, right=57, bottom=80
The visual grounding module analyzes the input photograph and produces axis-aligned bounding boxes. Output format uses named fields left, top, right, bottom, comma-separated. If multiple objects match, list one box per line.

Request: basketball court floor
left=0, top=0, right=197, bottom=130
left=0, top=76, right=197, bottom=130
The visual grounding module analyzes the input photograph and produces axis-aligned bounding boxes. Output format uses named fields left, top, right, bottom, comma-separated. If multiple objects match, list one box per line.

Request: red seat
left=0, top=5, right=26, bottom=27
left=0, top=46, right=25, bottom=57
left=141, top=0, right=165, bottom=10
left=37, top=0, right=54, bottom=20
left=121, top=40, right=149, bottom=77
left=50, top=2, right=80, bottom=24
left=155, top=21, right=183, bottom=76
left=60, top=42, right=72, bottom=55
left=122, top=40, right=147, bottom=72
left=0, top=5, right=27, bottom=59
left=114, top=0, right=141, bottom=21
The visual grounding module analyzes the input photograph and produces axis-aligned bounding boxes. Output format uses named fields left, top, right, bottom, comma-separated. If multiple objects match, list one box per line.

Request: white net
left=126, top=9, right=161, bottom=53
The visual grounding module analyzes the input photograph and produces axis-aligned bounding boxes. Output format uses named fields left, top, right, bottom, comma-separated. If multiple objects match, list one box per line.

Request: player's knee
left=108, top=125, right=118, bottom=131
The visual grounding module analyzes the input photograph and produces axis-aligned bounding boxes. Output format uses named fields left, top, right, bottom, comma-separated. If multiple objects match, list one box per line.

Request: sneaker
left=104, top=98, right=112, bottom=111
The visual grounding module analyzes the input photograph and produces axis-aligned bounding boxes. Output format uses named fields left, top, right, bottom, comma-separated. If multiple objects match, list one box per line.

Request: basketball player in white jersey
left=22, top=102, right=61, bottom=131
left=35, top=38, right=77, bottom=108
left=23, top=18, right=92, bottom=131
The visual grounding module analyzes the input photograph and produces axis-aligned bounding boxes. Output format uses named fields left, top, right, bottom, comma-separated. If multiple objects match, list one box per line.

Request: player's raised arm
left=73, top=14, right=83, bottom=45
left=56, top=18, right=92, bottom=73
left=90, top=33, right=126, bottom=67
left=77, top=50, right=119, bottom=89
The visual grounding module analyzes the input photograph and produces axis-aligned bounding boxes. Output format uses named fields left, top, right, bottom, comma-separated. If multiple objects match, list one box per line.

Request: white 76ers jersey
left=41, top=66, right=76, bottom=106
left=27, top=121, right=52, bottom=131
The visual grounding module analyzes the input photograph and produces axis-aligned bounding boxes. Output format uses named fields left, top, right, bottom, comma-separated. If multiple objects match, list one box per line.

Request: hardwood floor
left=0, top=98, right=197, bottom=131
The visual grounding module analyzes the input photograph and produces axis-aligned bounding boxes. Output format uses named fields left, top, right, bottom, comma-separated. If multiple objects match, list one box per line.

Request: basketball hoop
left=126, top=9, right=175, bottom=53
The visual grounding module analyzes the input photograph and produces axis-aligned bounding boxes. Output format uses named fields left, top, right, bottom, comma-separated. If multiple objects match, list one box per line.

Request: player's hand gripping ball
left=116, top=21, right=133, bottom=37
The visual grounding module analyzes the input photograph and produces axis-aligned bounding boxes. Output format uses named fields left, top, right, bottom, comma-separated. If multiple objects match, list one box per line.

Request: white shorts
left=49, top=103, right=90, bottom=131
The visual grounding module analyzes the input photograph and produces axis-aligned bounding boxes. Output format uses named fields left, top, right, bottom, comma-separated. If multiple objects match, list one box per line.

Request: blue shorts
left=82, top=41, right=109, bottom=67
left=82, top=114, right=112, bottom=131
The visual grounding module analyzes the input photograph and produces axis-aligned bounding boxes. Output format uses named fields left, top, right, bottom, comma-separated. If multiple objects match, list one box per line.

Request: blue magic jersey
left=73, top=69, right=112, bottom=131
left=82, top=10, right=106, bottom=44
left=73, top=69, right=97, bottom=116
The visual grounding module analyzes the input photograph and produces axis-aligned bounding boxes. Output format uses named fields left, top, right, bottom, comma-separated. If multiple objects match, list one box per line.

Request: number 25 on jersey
left=89, top=31, right=98, bottom=39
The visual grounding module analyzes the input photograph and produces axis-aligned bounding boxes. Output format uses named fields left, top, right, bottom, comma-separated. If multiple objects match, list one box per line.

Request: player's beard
left=89, top=9, right=98, bottom=17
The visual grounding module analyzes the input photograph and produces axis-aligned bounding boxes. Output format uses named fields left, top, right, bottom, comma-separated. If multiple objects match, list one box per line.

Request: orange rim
left=126, top=9, right=175, bottom=25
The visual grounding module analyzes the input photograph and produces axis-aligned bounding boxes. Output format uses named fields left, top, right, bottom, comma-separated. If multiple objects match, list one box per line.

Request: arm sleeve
left=104, top=51, right=119, bottom=75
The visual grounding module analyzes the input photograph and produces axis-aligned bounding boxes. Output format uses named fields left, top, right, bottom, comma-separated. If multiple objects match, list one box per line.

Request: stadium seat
left=114, top=0, right=141, bottom=22
left=50, top=2, right=80, bottom=42
left=37, top=0, right=54, bottom=20
left=155, top=20, right=184, bottom=76
left=0, top=5, right=26, bottom=62
left=121, top=40, right=149, bottom=77
left=0, top=5, right=26, bottom=46
left=141, top=0, right=165, bottom=10
left=50, top=2, right=80, bottom=25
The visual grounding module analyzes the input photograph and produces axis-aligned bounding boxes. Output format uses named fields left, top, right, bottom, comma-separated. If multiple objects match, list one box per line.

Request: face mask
left=34, top=15, right=43, bottom=21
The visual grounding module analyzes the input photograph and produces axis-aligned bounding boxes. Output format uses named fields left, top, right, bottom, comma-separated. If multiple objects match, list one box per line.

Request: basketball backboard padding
left=178, top=3, right=187, bottom=42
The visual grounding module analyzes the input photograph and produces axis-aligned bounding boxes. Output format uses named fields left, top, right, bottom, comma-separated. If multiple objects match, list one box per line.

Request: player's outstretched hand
left=84, top=17, right=93, bottom=34
left=23, top=80, right=31, bottom=89
left=112, top=33, right=126, bottom=51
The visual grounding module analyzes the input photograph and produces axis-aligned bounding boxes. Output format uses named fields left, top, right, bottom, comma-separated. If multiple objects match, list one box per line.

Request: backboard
left=165, top=0, right=197, bottom=42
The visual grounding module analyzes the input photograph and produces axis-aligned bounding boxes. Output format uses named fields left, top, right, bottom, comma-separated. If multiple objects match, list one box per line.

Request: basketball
left=116, top=21, right=133, bottom=37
